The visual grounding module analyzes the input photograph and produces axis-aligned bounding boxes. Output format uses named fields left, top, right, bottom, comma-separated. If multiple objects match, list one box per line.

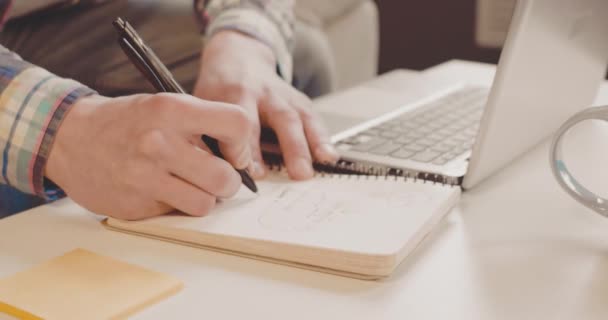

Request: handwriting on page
left=257, top=183, right=430, bottom=232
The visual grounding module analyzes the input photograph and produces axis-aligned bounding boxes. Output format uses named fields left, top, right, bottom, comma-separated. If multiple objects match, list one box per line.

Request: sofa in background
left=296, top=0, right=379, bottom=92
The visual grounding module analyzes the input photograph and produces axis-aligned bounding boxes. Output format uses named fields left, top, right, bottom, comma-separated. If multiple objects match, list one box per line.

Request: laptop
left=315, top=0, right=608, bottom=189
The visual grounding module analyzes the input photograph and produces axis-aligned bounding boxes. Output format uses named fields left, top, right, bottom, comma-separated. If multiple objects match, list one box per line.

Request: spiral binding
left=262, top=153, right=460, bottom=187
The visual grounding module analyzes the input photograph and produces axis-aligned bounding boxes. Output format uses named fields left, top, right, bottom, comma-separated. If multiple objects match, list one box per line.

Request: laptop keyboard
left=336, top=87, right=489, bottom=165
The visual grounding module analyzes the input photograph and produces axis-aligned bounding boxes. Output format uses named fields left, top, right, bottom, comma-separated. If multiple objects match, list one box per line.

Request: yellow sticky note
left=0, top=249, right=183, bottom=320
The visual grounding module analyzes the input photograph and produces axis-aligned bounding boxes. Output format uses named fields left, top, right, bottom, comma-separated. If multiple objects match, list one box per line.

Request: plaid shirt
left=0, top=0, right=294, bottom=200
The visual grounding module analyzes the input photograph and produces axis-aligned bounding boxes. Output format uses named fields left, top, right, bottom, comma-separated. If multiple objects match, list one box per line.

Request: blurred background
left=295, top=0, right=515, bottom=92
left=374, top=0, right=513, bottom=73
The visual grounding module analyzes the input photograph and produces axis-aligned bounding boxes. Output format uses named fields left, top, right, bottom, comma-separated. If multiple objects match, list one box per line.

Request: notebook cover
left=102, top=219, right=383, bottom=280
left=102, top=171, right=461, bottom=280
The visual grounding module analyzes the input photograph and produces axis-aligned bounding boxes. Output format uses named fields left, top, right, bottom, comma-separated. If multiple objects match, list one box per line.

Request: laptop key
left=380, top=131, right=401, bottom=139
left=352, top=138, right=387, bottom=152
left=350, top=134, right=375, bottom=143
left=370, top=141, right=403, bottom=155
left=411, top=150, right=442, bottom=163
left=416, top=138, right=436, bottom=146
left=395, top=136, right=416, bottom=144
left=432, top=157, right=450, bottom=165
left=412, top=116, right=428, bottom=124
left=399, top=121, right=420, bottom=129
left=417, top=126, right=434, bottom=134
left=365, top=128, right=381, bottom=136
left=336, top=143, right=353, bottom=151
left=392, top=126, right=410, bottom=134
left=452, top=133, right=471, bottom=142
left=376, top=123, right=396, bottom=130
left=342, top=136, right=360, bottom=144
left=431, top=144, right=452, bottom=153
left=437, top=128, right=456, bottom=136
left=427, top=132, right=447, bottom=140
left=443, top=152, right=459, bottom=160
left=426, top=121, right=444, bottom=130
left=405, top=132, right=425, bottom=139
left=443, top=139, right=462, bottom=147
left=403, top=143, right=426, bottom=152
left=391, top=148, right=415, bottom=159
left=451, top=146, right=467, bottom=155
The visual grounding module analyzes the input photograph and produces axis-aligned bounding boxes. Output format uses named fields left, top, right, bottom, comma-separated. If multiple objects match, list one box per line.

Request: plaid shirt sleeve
left=195, top=0, right=295, bottom=82
left=0, top=46, right=96, bottom=200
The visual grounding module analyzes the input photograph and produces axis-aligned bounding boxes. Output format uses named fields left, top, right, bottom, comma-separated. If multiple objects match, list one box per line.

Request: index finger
left=151, top=93, right=253, bottom=169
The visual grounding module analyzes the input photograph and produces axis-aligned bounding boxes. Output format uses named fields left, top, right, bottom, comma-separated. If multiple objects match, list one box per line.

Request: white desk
left=3, top=60, right=608, bottom=319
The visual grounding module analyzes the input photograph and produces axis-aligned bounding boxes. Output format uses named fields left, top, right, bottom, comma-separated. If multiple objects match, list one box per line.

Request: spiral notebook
left=104, top=166, right=460, bottom=280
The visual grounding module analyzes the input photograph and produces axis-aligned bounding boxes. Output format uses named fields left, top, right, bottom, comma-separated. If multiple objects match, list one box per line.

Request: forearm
left=0, top=45, right=95, bottom=199
left=196, top=0, right=295, bottom=81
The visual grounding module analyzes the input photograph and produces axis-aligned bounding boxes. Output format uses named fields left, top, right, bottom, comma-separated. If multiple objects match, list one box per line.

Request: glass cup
left=550, top=106, right=608, bottom=217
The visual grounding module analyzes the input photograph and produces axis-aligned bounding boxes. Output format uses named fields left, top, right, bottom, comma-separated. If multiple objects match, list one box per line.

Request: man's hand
left=194, top=31, right=339, bottom=180
left=45, top=93, right=252, bottom=220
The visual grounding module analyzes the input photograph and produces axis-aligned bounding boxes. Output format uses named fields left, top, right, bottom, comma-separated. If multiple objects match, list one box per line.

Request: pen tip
left=239, top=169, right=258, bottom=193
left=249, top=181, right=259, bottom=193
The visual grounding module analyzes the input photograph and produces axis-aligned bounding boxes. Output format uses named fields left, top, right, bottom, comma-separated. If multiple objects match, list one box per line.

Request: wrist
left=45, top=94, right=108, bottom=188
left=203, top=30, right=276, bottom=68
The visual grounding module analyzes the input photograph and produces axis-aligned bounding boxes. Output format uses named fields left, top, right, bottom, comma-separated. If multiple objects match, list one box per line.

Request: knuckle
left=182, top=192, right=216, bottom=216
left=150, top=92, right=177, bottom=105
left=210, top=163, right=241, bottom=196
left=223, top=81, right=261, bottom=99
left=231, top=106, right=251, bottom=125
left=291, top=89, right=312, bottom=105
left=251, top=122, right=261, bottom=136
left=143, top=93, right=179, bottom=118
left=137, top=130, right=169, bottom=159
left=225, top=107, right=254, bottom=136
left=222, top=82, right=248, bottom=98
left=129, top=93, right=151, bottom=105
left=298, top=106, right=314, bottom=122
left=193, top=195, right=216, bottom=216
left=273, top=107, right=300, bottom=123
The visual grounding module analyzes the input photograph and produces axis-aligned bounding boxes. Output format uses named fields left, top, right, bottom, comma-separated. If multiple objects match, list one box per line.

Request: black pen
left=112, top=17, right=258, bottom=193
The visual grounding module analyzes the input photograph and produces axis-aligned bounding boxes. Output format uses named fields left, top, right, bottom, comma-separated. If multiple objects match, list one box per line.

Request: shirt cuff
left=0, top=66, right=96, bottom=200
left=204, top=8, right=294, bottom=82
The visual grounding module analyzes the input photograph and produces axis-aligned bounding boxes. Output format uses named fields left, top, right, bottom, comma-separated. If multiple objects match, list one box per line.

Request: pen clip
left=113, top=17, right=186, bottom=94
left=118, top=37, right=168, bottom=92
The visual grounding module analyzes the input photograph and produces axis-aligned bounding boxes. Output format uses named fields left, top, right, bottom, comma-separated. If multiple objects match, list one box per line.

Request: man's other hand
left=45, top=93, right=253, bottom=220
left=194, top=31, right=339, bottom=181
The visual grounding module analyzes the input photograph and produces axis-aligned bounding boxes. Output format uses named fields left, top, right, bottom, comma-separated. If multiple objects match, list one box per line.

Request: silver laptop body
left=320, top=0, right=608, bottom=189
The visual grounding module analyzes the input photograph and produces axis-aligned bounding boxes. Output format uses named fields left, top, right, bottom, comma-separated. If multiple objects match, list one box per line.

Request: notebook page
left=114, top=173, right=460, bottom=256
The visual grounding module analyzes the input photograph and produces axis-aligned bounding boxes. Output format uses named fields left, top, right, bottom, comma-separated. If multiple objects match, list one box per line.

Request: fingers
left=163, top=132, right=243, bottom=198
left=261, top=94, right=314, bottom=180
left=188, top=134, right=209, bottom=151
left=147, top=93, right=252, bottom=169
left=260, top=85, right=339, bottom=180
left=198, top=89, right=267, bottom=179
left=231, top=96, right=267, bottom=179
left=288, top=90, right=339, bottom=164
left=153, top=173, right=217, bottom=217
left=248, top=124, right=267, bottom=179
